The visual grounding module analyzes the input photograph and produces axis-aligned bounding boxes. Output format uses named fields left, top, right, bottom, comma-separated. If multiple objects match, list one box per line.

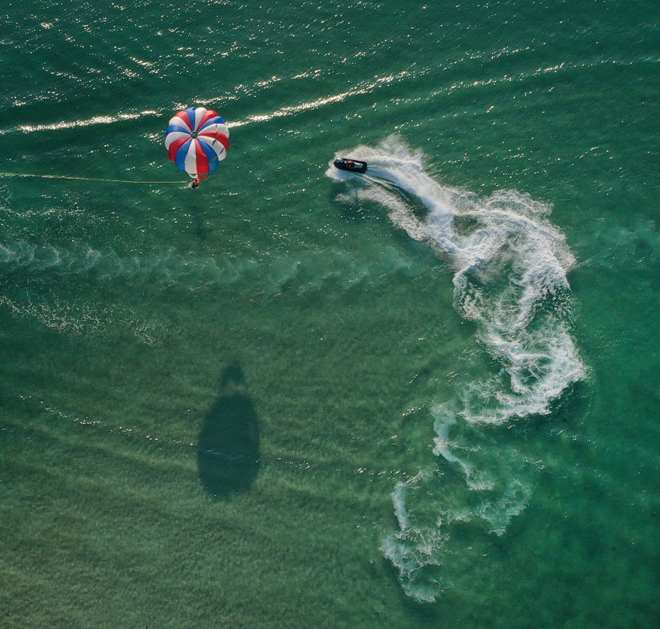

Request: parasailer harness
left=0, top=172, right=187, bottom=184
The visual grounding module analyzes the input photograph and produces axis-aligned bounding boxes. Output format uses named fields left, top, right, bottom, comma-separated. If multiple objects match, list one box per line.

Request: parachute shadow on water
left=197, top=363, right=260, bottom=500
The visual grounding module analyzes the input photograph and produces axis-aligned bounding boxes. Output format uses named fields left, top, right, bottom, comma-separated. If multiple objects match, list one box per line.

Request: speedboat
left=333, top=157, right=367, bottom=173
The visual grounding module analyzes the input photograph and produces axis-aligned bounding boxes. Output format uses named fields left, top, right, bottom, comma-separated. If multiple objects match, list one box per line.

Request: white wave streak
left=0, top=110, right=159, bottom=135
left=230, top=71, right=412, bottom=127
left=328, top=136, right=585, bottom=601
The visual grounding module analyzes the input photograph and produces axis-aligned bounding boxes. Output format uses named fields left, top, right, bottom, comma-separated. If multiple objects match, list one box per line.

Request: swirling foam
left=328, top=136, right=585, bottom=601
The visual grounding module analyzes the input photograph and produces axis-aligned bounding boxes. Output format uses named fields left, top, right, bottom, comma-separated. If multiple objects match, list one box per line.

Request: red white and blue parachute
left=165, top=107, right=230, bottom=179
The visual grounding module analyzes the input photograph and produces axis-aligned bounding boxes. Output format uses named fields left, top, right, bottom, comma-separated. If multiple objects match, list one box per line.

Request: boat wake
left=327, top=136, right=586, bottom=602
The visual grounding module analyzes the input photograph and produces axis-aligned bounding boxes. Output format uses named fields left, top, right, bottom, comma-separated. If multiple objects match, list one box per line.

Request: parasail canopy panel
left=165, top=107, right=229, bottom=179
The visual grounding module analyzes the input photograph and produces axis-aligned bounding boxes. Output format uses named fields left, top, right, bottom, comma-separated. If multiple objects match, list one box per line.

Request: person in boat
left=333, top=157, right=368, bottom=173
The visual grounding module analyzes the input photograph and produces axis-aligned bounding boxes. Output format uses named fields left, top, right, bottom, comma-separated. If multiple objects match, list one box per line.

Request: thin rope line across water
left=0, top=172, right=187, bottom=184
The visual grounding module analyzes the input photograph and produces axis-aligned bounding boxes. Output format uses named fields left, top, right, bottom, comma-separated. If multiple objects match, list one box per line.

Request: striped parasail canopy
left=165, top=107, right=230, bottom=179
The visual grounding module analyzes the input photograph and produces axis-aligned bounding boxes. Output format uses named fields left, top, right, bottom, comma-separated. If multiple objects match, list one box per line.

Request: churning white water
left=328, top=137, right=586, bottom=601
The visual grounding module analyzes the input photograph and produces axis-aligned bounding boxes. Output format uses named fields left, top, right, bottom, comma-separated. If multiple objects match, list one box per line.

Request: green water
left=1, top=1, right=660, bottom=627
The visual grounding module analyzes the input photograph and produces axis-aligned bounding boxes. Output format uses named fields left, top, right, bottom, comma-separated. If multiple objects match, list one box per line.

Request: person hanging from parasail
left=165, top=107, right=230, bottom=188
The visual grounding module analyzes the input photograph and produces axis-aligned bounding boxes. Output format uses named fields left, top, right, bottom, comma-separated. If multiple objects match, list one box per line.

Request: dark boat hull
left=334, top=158, right=367, bottom=173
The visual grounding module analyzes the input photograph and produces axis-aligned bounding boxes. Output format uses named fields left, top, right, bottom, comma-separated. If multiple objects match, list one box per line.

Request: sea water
left=1, top=1, right=660, bottom=628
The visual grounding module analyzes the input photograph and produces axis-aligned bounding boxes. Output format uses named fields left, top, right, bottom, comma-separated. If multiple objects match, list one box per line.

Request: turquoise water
left=1, top=0, right=660, bottom=627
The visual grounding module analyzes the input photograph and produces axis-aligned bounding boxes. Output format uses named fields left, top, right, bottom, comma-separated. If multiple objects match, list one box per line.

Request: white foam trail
left=0, top=240, right=425, bottom=297
left=328, top=137, right=585, bottom=423
left=328, top=136, right=585, bottom=601
left=380, top=473, right=449, bottom=603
